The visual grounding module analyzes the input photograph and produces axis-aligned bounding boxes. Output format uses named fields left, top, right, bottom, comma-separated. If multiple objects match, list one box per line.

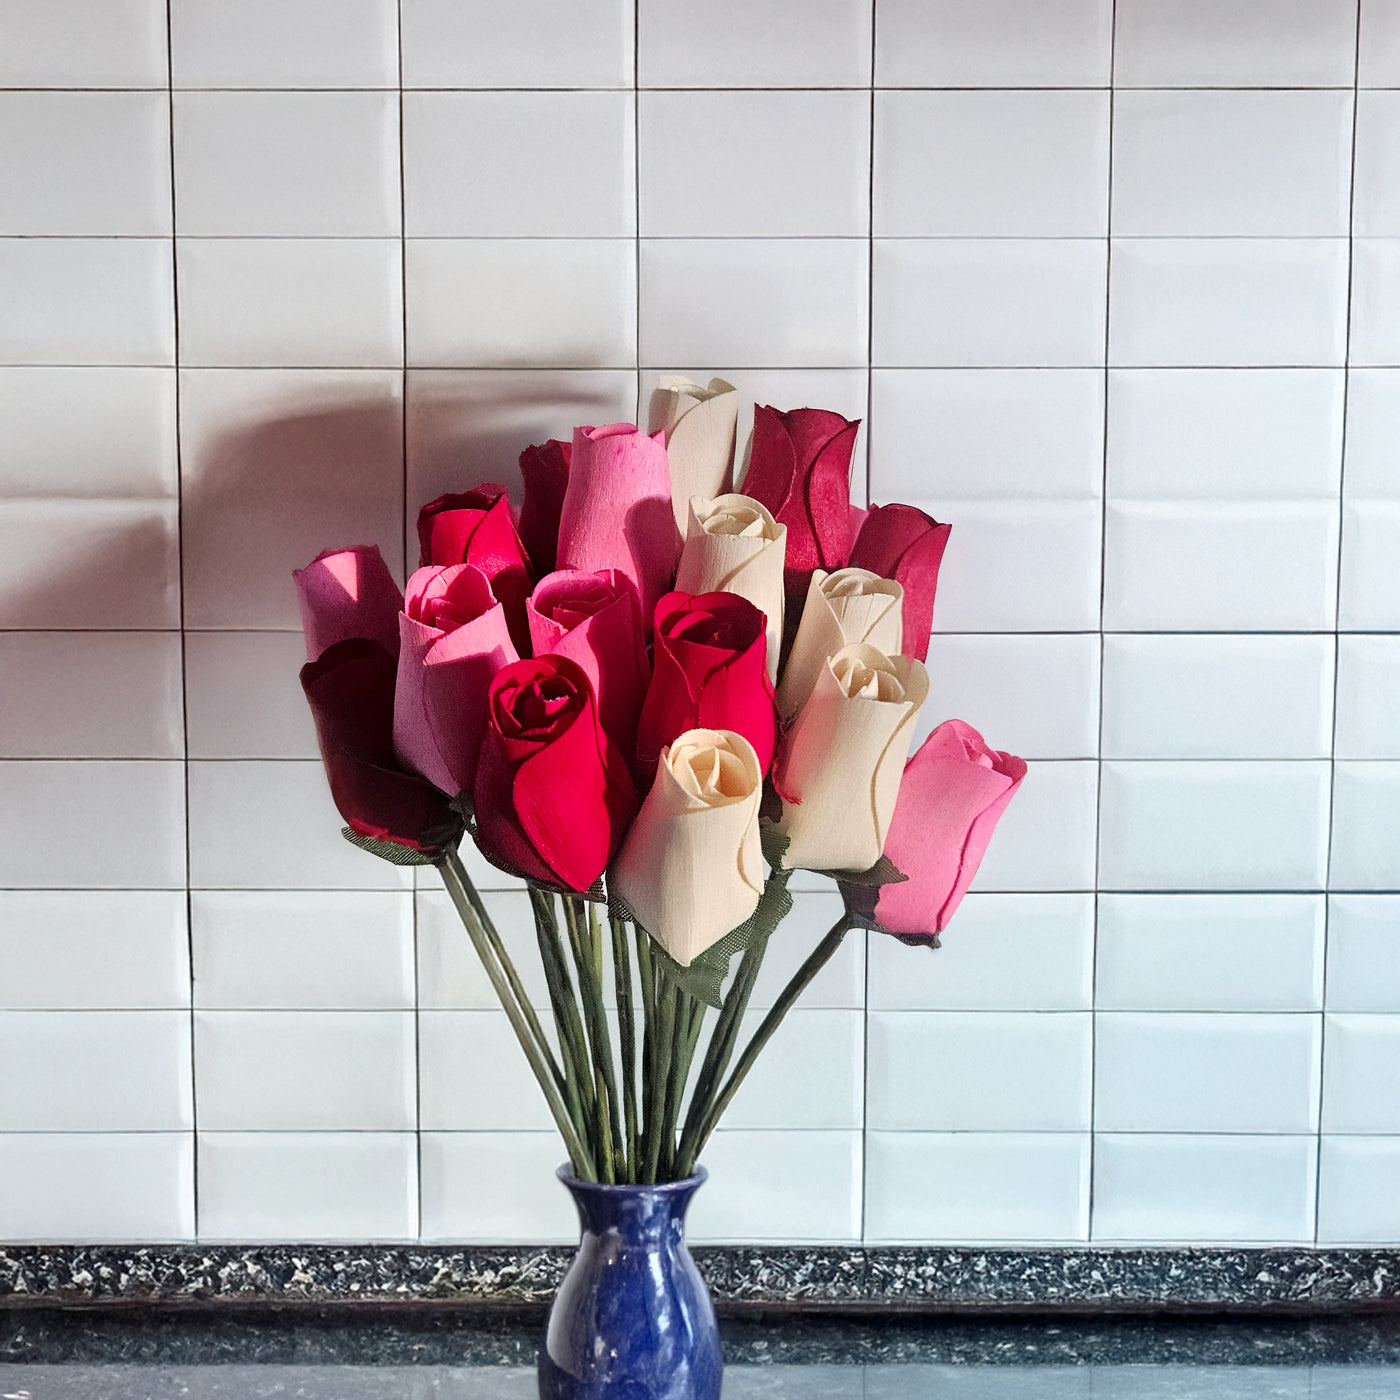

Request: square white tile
left=718, top=1009, right=863, bottom=1131
left=1340, top=501, right=1400, bottom=630
left=1327, top=895, right=1400, bottom=1012
left=873, top=239, right=1107, bottom=368
left=865, top=1132, right=1090, bottom=1243
left=1098, top=761, right=1331, bottom=891
left=170, top=0, right=398, bottom=88
left=404, top=0, right=633, bottom=89
left=192, top=891, right=414, bottom=1009
left=0, top=1133, right=193, bottom=1243
left=0, top=759, right=185, bottom=889
left=178, top=368, right=403, bottom=629
left=184, top=631, right=318, bottom=759
left=0, top=631, right=183, bottom=759
left=404, top=92, right=633, bottom=238
left=177, top=239, right=403, bottom=369
left=1096, top=895, right=1325, bottom=1012
left=405, top=240, right=635, bottom=369
left=0, top=1010, right=192, bottom=1130
left=173, top=92, right=400, bottom=237
left=1349, top=240, right=1400, bottom=365
left=1109, top=239, right=1349, bottom=368
left=1343, top=369, right=1400, bottom=498
left=418, top=888, right=555, bottom=1010
left=1362, top=0, right=1400, bottom=86
left=875, top=91, right=1109, bottom=238
left=969, top=760, right=1098, bottom=893
left=187, top=760, right=414, bottom=891
left=0, top=92, right=170, bottom=237
left=1107, top=369, right=1344, bottom=501
left=1330, top=762, right=1400, bottom=890
left=1094, top=1012, right=1321, bottom=1133
left=0, top=367, right=177, bottom=499
left=867, top=894, right=1095, bottom=1012
left=1091, top=1134, right=1317, bottom=1243
left=1322, top=1014, right=1400, bottom=1132
left=195, top=1010, right=415, bottom=1130
left=1114, top=0, right=1358, bottom=86
left=420, top=1132, right=575, bottom=1242
left=1112, top=91, right=1351, bottom=237
left=870, top=369, right=1105, bottom=503
left=0, top=238, right=174, bottom=366
left=0, top=891, right=189, bottom=1010
left=641, top=91, right=868, bottom=238
left=1317, top=1136, right=1400, bottom=1243
left=1355, top=94, right=1400, bottom=235
left=198, top=1132, right=416, bottom=1241
left=876, top=0, right=1111, bottom=87
left=868, top=1011, right=1092, bottom=1131
left=920, top=633, right=1101, bottom=760
left=1101, top=634, right=1335, bottom=759
left=640, top=239, right=869, bottom=369
left=750, top=891, right=867, bottom=1010
left=0, top=0, right=167, bottom=86
left=1336, top=635, right=1400, bottom=759
left=1103, top=502, right=1340, bottom=631
left=419, top=1010, right=557, bottom=1131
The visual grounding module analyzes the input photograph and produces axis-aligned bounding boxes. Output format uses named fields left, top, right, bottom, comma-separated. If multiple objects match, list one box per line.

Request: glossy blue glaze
left=538, top=1165, right=722, bottom=1400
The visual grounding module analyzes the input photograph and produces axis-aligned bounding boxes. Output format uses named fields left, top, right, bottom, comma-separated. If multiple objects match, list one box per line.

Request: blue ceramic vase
left=538, top=1165, right=722, bottom=1400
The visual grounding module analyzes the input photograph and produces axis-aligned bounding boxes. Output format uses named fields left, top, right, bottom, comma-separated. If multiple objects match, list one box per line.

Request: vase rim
left=556, top=1164, right=708, bottom=1193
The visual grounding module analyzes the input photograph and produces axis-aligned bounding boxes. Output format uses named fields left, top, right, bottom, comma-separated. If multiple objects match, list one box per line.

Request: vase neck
left=561, top=1172, right=704, bottom=1243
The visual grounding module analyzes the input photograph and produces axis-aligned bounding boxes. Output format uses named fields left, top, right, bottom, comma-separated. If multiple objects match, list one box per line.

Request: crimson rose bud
left=473, top=655, right=638, bottom=892
left=848, top=503, right=950, bottom=664
left=740, top=406, right=860, bottom=600
left=518, top=438, right=571, bottom=576
left=300, top=637, right=463, bottom=855
left=416, top=484, right=534, bottom=655
left=637, top=590, right=778, bottom=778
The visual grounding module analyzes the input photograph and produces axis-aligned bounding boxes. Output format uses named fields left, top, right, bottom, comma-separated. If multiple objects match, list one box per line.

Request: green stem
left=634, top=921, right=656, bottom=1167
left=563, top=895, right=617, bottom=1183
left=610, top=908, right=639, bottom=1182
left=642, top=973, right=675, bottom=1184
left=587, top=901, right=626, bottom=1170
left=661, top=990, right=705, bottom=1180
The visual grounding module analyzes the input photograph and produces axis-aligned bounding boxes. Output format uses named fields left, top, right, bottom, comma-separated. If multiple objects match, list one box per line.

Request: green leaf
left=815, top=852, right=909, bottom=888
left=340, top=827, right=439, bottom=867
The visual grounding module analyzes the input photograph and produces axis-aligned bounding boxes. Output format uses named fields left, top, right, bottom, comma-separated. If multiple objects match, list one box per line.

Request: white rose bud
left=648, top=376, right=739, bottom=533
left=774, top=643, right=929, bottom=873
left=674, top=493, right=787, bottom=684
left=775, top=567, right=903, bottom=721
left=612, top=728, right=765, bottom=966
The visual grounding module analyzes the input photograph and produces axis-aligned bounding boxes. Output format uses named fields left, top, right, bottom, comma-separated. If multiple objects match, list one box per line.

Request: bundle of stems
left=437, top=845, right=851, bottom=1184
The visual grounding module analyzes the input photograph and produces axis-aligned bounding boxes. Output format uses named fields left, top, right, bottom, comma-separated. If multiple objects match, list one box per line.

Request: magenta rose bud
left=556, top=423, right=678, bottom=623
left=518, top=438, right=572, bottom=577
left=293, top=545, right=403, bottom=663
left=739, top=405, right=860, bottom=601
left=845, top=720, right=1026, bottom=939
left=848, top=503, right=951, bottom=664
left=527, top=568, right=650, bottom=752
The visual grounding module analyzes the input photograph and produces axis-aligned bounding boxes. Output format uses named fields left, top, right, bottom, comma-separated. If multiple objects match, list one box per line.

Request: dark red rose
left=848, top=503, right=951, bottom=664
left=517, top=438, right=571, bottom=576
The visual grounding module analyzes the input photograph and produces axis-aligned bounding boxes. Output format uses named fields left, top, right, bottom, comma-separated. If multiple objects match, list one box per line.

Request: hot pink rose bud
left=556, top=423, right=678, bottom=623
left=848, top=503, right=951, bottom=664
left=518, top=438, right=572, bottom=577
left=293, top=545, right=403, bottom=663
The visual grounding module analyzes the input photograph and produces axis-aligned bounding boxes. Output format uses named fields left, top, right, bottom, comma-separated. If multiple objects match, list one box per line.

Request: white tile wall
left=2, top=0, right=1397, bottom=1253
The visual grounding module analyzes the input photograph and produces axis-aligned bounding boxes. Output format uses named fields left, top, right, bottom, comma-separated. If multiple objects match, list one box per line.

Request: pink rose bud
left=518, top=438, right=572, bottom=577
left=848, top=503, right=951, bottom=664
left=293, top=545, right=403, bottom=663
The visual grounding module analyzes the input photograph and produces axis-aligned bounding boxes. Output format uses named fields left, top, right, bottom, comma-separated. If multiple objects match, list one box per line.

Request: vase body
left=538, top=1165, right=722, bottom=1400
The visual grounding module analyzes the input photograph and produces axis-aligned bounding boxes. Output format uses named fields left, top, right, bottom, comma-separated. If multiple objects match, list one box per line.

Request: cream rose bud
left=775, top=567, right=903, bottom=721
left=612, top=729, right=765, bottom=967
left=648, top=377, right=739, bottom=533
left=674, top=494, right=787, bottom=684
left=775, top=643, right=929, bottom=873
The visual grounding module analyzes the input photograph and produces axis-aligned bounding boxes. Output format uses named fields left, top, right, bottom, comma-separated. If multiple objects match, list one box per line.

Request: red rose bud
left=845, top=720, right=1025, bottom=939
left=848, top=504, right=950, bottom=664
left=739, top=406, right=860, bottom=600
left=473, top=655, right=638, bottom=892
left=637, top=590, right=778, bottom=778
left=300, top=637, right=463, bottom=855
left=393, top=564, right=519, bottom=799
left=293, top=545, right=403, bottom=663
left=527, top=569, right=650, bottom=753
left=415, top=484, right=534, bottom=655
left=518, top=438, right=571, bottom=576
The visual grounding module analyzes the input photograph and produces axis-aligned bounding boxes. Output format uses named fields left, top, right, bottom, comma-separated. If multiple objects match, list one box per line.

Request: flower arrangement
left=294, top=377, right=1025, bottom=1187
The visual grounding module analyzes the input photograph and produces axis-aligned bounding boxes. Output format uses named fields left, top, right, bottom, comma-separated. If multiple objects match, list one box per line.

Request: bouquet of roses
left=294, top=377, right=1025, bottom=1186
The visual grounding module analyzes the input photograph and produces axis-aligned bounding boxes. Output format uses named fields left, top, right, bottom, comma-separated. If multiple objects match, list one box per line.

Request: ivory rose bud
left=776, top=567, right=903, bottom=721
left=613, top=729, right=764, bottom=967
left=774, top=643, right=929, bottom=872
left=293, top=545, right=403, bottom=662
left=674, top=494, right=787, bottom=684
left=842, top=721, right=1026, bottom=939
left=527, top=568, right=650, bottom=750
left=740, top=405, right=860, bottom=600
left=517, top=438, right=571, bottom=576
left=637, top=590, right=778, bottom=779
left=557, top=423, right=678, bottom=622
left=848, top=503, right=951, bottom=664
left=393, top=564, right=518, bottom=799
left=648, top=377, right=738, bottom=533
left=473, top=655, right=638, bottom=892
